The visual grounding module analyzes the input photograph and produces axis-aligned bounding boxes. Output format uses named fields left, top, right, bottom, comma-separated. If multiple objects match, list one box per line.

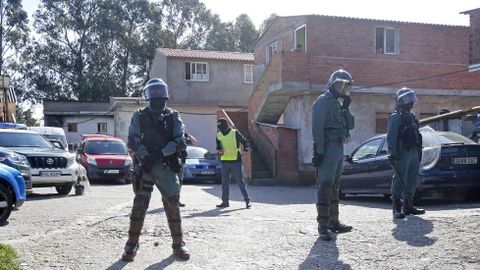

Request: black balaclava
left=149, top=97, right=167, bottom=112
left=217, top=119, right=230, bottom=135
left=399, top=103, right=414, bottom=112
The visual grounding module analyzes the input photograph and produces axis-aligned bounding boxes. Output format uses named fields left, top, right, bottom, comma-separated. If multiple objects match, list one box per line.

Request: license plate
left=452, top=157, right=477, bottom=165
left=200, top=170, right=215, bottom=175
left=40, top=171, right=61, bottom=177
left=104, top=169, right=120, bottom=174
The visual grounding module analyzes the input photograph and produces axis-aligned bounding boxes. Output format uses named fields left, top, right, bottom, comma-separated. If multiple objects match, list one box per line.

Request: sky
left=23, top=0, right=478, bottom=27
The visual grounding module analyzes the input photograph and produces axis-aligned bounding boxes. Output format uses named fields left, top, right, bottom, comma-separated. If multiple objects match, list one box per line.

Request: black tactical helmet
left=396, top=87, right=417, bottom=106
left=143, top=78, right=169, bottom=100
left=327, top=69, right=353, bottom=95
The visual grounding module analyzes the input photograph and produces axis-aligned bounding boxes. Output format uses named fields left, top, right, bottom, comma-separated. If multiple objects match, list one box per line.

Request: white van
left=28, top=126, right=68, bottom=150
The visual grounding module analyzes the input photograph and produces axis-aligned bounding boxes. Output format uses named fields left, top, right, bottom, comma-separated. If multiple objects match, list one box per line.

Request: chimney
left=461, top=8, right=480, bottom=66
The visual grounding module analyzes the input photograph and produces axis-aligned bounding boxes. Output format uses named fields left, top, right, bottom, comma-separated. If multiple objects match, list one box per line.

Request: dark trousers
left=220, top=160, right=249, bottom=203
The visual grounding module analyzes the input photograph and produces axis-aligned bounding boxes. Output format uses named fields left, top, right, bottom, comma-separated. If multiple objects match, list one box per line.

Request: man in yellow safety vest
left=215, top=118, right=251, bottom=209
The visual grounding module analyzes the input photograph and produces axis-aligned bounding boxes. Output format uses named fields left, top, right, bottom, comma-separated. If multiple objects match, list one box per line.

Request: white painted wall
left=113, top=103, right=220, bottom=152
left=62, top=116, right=114, bottom=144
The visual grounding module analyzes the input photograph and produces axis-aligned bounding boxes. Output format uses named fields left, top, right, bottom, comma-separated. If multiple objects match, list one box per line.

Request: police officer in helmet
left=122, top=78, right=190, bottom=261
left=312, top=69, right=355, bottom=241
left=387, top=87, right=425, bottom=219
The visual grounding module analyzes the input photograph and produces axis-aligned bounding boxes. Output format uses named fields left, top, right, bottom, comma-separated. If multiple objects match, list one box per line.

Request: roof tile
left=156, top=48, right=254, bottom=62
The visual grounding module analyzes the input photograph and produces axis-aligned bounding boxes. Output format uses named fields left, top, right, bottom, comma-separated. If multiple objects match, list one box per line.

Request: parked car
left=340, top=129, right=480, bottom=200
left=0, top=163, right=26, bottom=224
left=77, top=135, right=133, bottom=184
left=28, top=126, right=68, bottom=151
left=0, top=146, right=32, bottom=194
left=0, top=128, right=81, bottom=195
left=183, top=146, right=221, bottom=184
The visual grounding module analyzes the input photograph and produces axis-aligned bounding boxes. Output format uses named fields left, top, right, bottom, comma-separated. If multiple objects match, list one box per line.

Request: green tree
left=234, top=14, right=258, bottom=52
left=259, top=13, right=277, bottom=36
left=204, top=16, right=237, bottom=51
left=0, top=0, right=29, bottom=75
left=15, top=106, right=38, bottom=126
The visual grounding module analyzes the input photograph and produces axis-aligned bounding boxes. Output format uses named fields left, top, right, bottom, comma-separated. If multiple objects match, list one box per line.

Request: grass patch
left=0, top=244, right=21, bottom=270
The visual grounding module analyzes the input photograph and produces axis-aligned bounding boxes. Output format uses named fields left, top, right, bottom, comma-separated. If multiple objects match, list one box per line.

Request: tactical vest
left=217, top=129, right=239, bottom=161
left=138, top=107, right=174, bottom=153
left=397, top=108, right=421, bottom=150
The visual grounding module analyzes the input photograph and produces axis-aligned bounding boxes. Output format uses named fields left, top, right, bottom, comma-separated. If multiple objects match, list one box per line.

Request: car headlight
left=87, top=156, right=97, bottom=166
left=124, top=157, right=133, bottom=167
left=0, top=153, right=29, bottom=166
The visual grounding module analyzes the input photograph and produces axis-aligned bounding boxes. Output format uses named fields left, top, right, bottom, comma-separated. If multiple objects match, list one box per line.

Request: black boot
left=245, top=199, right=251, bottom=209
left=318, top=225, right=333, bottom=241
left=329, top=222, right=353, bottom=233
left=121, top=243, right=139, bottom=262
left=164, top=196, right=190, bottom=261
left=173, top=243, right=190, bottom=261
left=392, top=198, right=405, bottom=219
left=403, top=197, right=425, bottom=215
left=216, top=202, right=229, bottom=208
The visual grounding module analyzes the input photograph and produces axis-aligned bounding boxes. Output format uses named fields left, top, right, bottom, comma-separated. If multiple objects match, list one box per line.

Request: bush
left=0, top=244, right=21, bottom=270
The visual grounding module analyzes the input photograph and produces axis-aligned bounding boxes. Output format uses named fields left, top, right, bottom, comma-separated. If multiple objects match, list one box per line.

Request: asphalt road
left=1, top=180, right=479, bottom=270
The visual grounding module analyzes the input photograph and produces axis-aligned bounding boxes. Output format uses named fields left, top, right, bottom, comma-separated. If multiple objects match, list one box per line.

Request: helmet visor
left=144, top=84, right=168, bottom=100
left=397, top=90, right=418, bottom=105
left=331, top=79, right=352, bottom=95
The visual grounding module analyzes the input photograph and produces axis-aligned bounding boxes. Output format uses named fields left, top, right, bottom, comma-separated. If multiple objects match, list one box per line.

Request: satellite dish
left=419, top=126, right=442, bottom=171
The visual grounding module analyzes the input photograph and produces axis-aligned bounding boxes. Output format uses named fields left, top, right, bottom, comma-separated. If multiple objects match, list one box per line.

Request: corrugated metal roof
left=156, top=48, right=254, bottom=62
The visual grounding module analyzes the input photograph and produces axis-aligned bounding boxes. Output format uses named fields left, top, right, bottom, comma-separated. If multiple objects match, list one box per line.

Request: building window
left=294, top=25, right=306, bottom=52
left=266, top=41, right=278, bottom=64
left=244, top=64, right=253, bottom=84
left=185, top=62, right=209, bottom=81
left=375, top=113, right=390, bottom=134
left=376, top=27, right=398, bottom=54
left=97, top=123, right=107, bottom=134
left=67, top=123, right=78, bottom=133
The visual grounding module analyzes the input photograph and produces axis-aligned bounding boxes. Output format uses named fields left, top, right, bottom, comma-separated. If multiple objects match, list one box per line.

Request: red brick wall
left=255, top=15, right=480, bottom=90
left=468, top=10, right=480, bottom=64
left=276, top=127, right=299, bottom=184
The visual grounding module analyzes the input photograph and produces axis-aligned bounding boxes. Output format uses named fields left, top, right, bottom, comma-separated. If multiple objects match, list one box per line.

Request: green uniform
left=386, top=109, right=421, bottom=200
left=312, top=91, right=354, bottom=228
left=125, top=107, right=185, bottom=251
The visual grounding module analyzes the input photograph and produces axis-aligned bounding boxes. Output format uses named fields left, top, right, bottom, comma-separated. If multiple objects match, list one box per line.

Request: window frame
left=67, top=123, right=78, bottom=133
left=184, top=61, right=209, bottom=82
left=375, top=27, right=398, bottom=55
left=266, top=41, right=278, bottom=64
left=294, top=24, right=307, bottom=52
left=243, top=64, right=254, bottom=84
left=97, top=122, right=108, bottom=134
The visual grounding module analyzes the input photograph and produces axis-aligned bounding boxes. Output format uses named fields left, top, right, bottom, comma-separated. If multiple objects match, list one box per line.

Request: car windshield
left=422, top=131, right=475, bottom=147
left=43, top=134, right=68, bottom=148
left=0, top=132, right=53, bottom=148
left=86, top=140, right=128, bottom=155
left=187, top=147, right=209, bottom=159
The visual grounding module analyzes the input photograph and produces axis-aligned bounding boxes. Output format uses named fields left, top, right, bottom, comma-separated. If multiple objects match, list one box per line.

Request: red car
left=77, top=135, right=133, bottom=184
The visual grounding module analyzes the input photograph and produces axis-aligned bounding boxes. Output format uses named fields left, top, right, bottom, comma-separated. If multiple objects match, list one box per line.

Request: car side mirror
left=344, top=155, right=353, bottom=163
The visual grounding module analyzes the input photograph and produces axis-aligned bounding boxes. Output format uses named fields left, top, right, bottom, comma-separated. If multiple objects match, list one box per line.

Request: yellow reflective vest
left=217, top=129, right=239, bottom=161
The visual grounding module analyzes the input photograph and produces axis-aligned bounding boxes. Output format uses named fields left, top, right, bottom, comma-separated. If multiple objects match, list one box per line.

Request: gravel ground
left=1, top=181, right=479, bottom=270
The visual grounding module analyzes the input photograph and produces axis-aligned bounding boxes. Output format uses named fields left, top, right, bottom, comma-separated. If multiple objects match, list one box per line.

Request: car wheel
left=0, top=184, right=13, bottom=224
left=55, top=183, right=74, bottom=196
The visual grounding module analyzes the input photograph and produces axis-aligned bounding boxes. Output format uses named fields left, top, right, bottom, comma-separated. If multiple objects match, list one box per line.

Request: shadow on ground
left=299, top=238, right=351, bottom=270
left=184, top=207, right=245, bottom=219
left=392, top=216, right=436, bottom=246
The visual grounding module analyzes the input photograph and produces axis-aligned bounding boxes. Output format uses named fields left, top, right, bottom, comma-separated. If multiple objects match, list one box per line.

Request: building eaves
left=156, top=48, right=254, bottom=62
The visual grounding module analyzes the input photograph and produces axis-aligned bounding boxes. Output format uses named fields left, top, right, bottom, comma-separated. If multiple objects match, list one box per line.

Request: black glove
left=341, top=95, right=351, bottom=110
left=312, top=152, right=324, bottom=167
left=387, top=155, right=396, bottom=166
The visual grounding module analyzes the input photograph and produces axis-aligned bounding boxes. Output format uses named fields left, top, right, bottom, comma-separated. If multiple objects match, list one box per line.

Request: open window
left=294, top=25, right=306, bottom=52
left=243, top=64, right=253, bottom=84
left=266, top=41, right=278, bottom=64
left=376, top=27, right=398, bottom=54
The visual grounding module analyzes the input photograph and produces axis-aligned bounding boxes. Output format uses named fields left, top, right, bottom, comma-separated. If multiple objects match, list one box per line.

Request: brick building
left=248, top=10, right=480, bottom=185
